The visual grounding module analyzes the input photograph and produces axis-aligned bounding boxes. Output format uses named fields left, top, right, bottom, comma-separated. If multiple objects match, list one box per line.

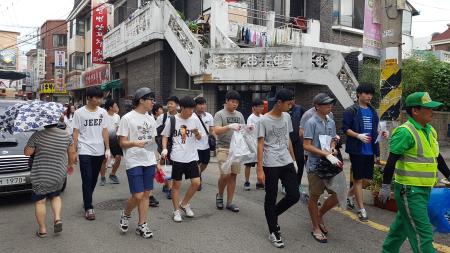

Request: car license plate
left=0, top=177, right=26, bottom=186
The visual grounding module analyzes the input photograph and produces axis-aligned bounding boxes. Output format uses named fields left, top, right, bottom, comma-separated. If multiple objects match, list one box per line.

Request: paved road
left=1, top=157, right=449, bottom=253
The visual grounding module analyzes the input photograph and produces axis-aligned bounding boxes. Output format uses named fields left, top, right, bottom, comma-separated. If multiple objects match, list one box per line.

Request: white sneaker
left=180, top=202, right=195, bottom=218
left=268, top=231, right=285, bottom=248
left=135, top=222, right=153, bottom=239
left=119, top=210, right=130, bottom=233
left=358, top=208, right=369, bottom=222
left=173, top=210, right=183, bottom=222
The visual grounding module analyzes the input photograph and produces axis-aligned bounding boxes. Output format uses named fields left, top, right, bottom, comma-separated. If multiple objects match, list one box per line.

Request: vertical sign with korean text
left=362, top=0, right=381, bottom=57
left=54, top=68, right=66, bottom=93
left=92, top=0, right=107, bottom=64
left=54, top=51, right=65, bottom=68
left=37, top=49, right=46, bottom=79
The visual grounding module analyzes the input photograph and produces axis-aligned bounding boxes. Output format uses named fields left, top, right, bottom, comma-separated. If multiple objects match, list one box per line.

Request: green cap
left=405, top=92, right=443, bottom=108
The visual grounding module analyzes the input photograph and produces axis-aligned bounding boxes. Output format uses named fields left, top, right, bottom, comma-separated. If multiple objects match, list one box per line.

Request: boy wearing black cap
left=117, top=87, right=160, bottom=238
left=257, top=88, right=300, bottom=248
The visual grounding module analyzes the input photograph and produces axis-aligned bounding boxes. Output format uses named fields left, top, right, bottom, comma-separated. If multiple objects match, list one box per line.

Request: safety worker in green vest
left=378, top=92, right=450, bottom=253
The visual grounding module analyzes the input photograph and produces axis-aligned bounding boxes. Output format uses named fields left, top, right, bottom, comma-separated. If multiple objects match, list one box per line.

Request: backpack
left=156, top=114, right=176, bottom=155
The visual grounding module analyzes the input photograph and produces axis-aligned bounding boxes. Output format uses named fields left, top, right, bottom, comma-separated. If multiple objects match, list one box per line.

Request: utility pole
left=378, top=0, right=405, bottom=161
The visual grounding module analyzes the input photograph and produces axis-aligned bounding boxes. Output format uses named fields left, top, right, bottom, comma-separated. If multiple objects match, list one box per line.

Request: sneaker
left=358, top=208, right=369, bottom=222
left=149, top=196, right=159, bottom=207
left=256, top=182, right=265, bottom=190
left=109, top=175, right=120, bottom=184
left=162, top=185, right=169, bottom=193
left=180, top=202, right=194, bottom=218
left=135, top=222, right=153, bottom=238
left=166, top=189, right=172, bottom=199
left=99, top=177, right=106, bottom=186
left=216, top=193, right=224, bottom=210
left=347, top=197, right=356, bottom=210
left=268, top=231, right=285, bottom=248
left=85, top=209, right=95, bottom=220
left=244, top=182, right=251, bottom=191
left=119, top=210, right=130, bottom=233
left=173, top=210, right=183, bottom=222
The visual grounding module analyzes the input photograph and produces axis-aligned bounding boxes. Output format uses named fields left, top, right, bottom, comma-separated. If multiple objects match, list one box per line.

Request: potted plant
left=369, top=165, right=398, bottom=212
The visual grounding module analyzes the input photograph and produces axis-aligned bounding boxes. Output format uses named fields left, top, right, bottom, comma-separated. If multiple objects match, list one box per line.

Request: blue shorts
left=31, top=190, right=60, bottom=202
left=126, top=165, right=156, bottom=194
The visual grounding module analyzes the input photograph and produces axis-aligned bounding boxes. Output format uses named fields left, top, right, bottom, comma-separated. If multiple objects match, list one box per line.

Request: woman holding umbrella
left=15, top=101, right=78, bottom=237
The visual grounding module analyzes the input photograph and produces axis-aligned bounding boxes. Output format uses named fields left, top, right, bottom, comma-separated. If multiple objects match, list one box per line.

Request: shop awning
left=0, top=70, right=27, bottom=80
left=101, top=79, right=122, bottom=91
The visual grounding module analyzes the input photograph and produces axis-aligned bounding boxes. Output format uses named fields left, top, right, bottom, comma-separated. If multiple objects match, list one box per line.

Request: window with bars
left=52, top=34, right=67, bottom=47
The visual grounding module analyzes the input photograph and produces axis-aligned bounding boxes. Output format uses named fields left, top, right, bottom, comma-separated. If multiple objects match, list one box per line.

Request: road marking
left=336, top=209, right=450, bottom=253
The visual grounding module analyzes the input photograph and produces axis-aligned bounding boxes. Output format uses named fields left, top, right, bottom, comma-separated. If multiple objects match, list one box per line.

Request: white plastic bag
left=221, top=130, right=251, bottom=174
left=240, top=126, right=257, bottom=164
left=163, top=161, right=172, bottom=180
left=324, top=171, right=348, bottom=209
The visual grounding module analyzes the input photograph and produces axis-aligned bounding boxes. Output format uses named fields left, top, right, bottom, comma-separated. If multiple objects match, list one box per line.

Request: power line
left=0, top=2, right=108, bottom=53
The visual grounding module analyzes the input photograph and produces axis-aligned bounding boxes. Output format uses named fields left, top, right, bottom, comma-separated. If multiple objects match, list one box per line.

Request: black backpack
left=155, top=114, right=176, bottom=155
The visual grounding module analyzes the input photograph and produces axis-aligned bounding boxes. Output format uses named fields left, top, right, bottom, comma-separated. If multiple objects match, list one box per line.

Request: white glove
left=161, top=148, right=168, bottom=158
left=378, top=184, right=391, bottom=205
left=105, top=149, right=111, bottom=160
left=357, top=133, right=371, bottom=144
left=326, top=154, right=342, bottom=167
left=228, top=123, right=241, bottom=131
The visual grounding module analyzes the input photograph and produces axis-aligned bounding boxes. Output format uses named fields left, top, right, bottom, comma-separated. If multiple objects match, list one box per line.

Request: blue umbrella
left=0, top=100, right=65, bottom=133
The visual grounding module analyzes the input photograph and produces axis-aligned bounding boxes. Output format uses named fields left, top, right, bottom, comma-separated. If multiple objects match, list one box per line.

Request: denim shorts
left=126, top=165, right=156, bottom=194
left=31, top=190, right=61, bottom=202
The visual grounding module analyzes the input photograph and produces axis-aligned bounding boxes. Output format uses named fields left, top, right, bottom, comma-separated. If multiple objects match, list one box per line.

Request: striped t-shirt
left=27, top=127, right=73, bottom=195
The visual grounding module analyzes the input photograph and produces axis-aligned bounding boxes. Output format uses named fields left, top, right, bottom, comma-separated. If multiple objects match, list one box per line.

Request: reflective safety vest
left=394, top=121, right=439, bottom=187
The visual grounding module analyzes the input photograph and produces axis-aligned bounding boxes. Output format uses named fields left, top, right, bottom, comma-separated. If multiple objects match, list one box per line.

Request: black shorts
left=31, top=190, right=61, bottom=202
left=197, top=149, right=210, bottom=165
left=349, top=154, right=375, bottom=180
left=110, top=144, right=123, bottom=157
left=172, top=161, right=200, bottom=181
left=244, top=162, right=256, bottom=167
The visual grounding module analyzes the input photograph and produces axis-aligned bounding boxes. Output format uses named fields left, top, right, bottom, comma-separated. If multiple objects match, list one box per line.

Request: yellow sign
left=384, top=59, right=397, bottom=66
left=39, top=82, right=68, bottom=94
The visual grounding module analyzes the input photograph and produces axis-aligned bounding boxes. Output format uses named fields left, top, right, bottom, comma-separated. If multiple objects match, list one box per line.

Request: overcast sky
left=1, top=0, right=449, bottom=69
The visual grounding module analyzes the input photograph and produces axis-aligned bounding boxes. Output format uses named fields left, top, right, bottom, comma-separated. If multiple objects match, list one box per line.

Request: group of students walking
left=25, top=83, right=450, bottom=252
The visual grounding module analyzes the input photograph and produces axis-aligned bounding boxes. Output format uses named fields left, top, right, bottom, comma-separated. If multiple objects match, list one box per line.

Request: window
left=402, top=10, right=412, bottom=35
left=86, top=14, right=91, bottom=32
left=52, top=34, right=67, bottom=47
left=69, top=52, right=84, bottom=71
left=76, top=19, right=85, bottom=36
left=332, top=0, right=364, bottom=30
left=115, top=3, right=127, bottom=27
left=86, top=52, right=92, bottom=68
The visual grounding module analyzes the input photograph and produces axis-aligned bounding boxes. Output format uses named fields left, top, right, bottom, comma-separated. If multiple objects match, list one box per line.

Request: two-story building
left=429, top=24, right=450, bottom=63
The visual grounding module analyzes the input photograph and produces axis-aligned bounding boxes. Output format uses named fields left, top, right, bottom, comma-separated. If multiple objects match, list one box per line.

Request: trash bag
left=324, top=171, right=348, bottom=209
left=221, top=130, right=251, bottom=174
left=428, top=187, right=450, bottom=233
left=240, top=126, right=257, bottom=164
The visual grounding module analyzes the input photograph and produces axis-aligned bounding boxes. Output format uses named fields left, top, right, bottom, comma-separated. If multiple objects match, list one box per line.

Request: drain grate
left=96, top=198, right=127, bottom=210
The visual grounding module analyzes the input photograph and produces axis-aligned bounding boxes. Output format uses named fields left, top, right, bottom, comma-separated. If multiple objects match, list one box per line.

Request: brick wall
left=40, top=20, right=67, bottom=82
left=433, top=44, right=450, bottom=51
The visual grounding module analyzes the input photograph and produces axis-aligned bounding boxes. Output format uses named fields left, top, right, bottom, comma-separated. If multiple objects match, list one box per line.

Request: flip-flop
left=319, top=223, right=328, bottom=235
left=36, top=231, right=47, bottom=238
left=311, top=232, right=327, bottom=243
left=54, top=220, right=63, bottom=234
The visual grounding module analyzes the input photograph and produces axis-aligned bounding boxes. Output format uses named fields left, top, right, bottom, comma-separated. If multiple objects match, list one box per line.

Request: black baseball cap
left=313, top=93, right=336, bottom=105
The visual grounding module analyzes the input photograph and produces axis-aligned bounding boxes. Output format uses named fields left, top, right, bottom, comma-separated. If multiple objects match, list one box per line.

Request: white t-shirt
left=161, top=114, right=204, bottom=163
left=73, top=106, right=107, bottom=156
left=156, top=112, right=178, bottom=127
left=194, top=112, right=214, bottom=151
left=117, top=110, right=158, bottom=169
left=104, top=113, right=120, bottom=132
left=64, top=115, right=74, bottom=135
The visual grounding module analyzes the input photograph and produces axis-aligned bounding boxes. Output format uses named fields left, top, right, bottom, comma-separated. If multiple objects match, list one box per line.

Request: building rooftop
left=430, top=24, right=450, bottom=44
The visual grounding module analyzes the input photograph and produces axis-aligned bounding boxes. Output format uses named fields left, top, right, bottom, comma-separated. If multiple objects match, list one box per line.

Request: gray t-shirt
left=299, top=107, right=334, bottom=130
left=214, top=109, right=245, bottom=149
left=257, top=112, right=293, bottom=167
left=303, top=114, right=336, bottom=172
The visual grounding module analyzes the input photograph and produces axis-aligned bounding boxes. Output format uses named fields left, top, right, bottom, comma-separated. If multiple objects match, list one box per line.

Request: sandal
left=311, top=231, right=327, bottom=243
left=226, top=203, right=240, bottom=213
left=54, top=220, right=63, bottom=234
left=319, top=223, right=328, bottom=235
left=216, top=194, right=224, bottom=210
left=36, top=231, right=47, bottom=238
